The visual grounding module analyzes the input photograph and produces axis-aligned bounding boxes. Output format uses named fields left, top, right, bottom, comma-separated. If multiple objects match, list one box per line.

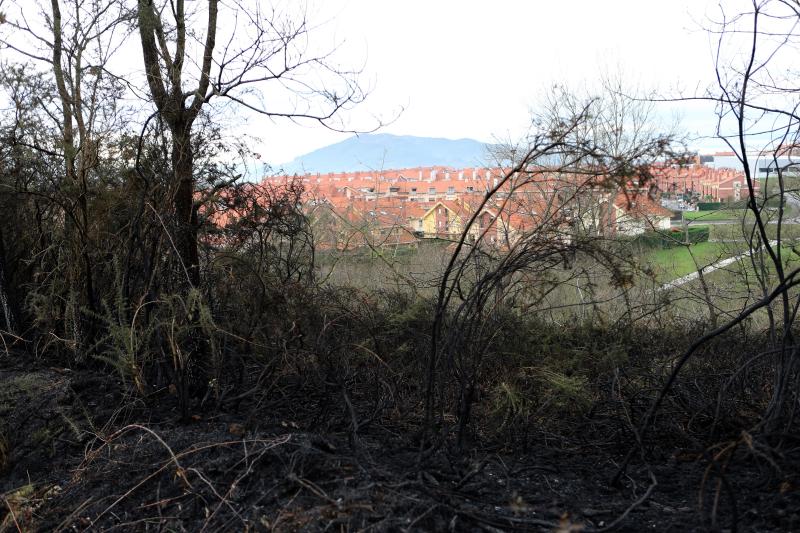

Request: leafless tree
left=702, top=0, right=800, bottom=433
left=613, top=0, right=800, bottom=487
left=135, top=0, right=367, bottom=288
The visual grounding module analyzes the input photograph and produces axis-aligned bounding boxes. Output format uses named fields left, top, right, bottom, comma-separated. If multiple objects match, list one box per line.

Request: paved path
left=660, top=240, right=778, bottom=290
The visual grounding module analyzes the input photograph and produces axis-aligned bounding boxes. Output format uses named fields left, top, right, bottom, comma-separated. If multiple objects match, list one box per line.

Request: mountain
left=278, top=133, right=493, bottom=174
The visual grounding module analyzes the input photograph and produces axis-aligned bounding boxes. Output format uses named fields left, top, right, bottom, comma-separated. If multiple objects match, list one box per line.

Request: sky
left=0, top=0, right=737, bottom=167
left=251, top=0, right=725, bottom=166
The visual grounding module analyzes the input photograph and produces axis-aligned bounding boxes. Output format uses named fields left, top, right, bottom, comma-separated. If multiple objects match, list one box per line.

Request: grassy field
left=643, top=238, right=800, bottom=279
left=697, top=246, right=800, bottom=305
left=642, top=241, right=736, bottom=278
left=682, top=209, right=748, bottom=222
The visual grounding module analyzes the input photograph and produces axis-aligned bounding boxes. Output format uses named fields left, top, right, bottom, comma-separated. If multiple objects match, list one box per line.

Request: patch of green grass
left=683, top=209, right=748, bottom=222
left=651, top=241, right=800, bottom=280
left=760, top=245, right=800, bottom=270
left=653, top=242, right=800, bottom=289
left=643, top=241, right=736, bottom=278
left=670, top=245, right=800, bottom=313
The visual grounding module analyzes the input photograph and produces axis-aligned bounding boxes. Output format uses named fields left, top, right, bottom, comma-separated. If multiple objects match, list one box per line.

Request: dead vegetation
left=1, top=0, right=800, bottom=531
left=1, top=299, right=799, bottom=531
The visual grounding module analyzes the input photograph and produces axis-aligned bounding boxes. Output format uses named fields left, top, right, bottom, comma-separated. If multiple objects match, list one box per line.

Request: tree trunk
left=51, top=0, right=96, bottom=358
left=0, top=227, right=17, bottom=334
left=171, top=129, right=200, bottom=287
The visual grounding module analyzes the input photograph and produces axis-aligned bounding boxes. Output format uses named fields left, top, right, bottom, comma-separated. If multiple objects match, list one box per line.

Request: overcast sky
left=1, top=0, right=732, bottom=167
left=252, top=0, right=724, bottom=166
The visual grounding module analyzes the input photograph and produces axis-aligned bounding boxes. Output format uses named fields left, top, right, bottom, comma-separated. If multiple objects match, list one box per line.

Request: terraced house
left=255, top=164, right=713, bottom=250
left=653, top=161, right=756, bottom=202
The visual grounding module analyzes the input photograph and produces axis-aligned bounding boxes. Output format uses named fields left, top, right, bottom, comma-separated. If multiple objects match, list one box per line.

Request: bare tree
left=135, top=0, right=367, bottom=288
left=703, top=0, right=800, bottom=432
left=613, top=0, right=800, bottom=486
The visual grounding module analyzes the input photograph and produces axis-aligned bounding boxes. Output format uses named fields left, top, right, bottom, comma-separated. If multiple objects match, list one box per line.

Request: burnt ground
left=1, top=362, right=799, bottom=532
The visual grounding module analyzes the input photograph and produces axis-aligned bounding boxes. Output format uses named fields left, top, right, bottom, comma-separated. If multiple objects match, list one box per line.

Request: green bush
left=698, top=202, right=723, bottom=211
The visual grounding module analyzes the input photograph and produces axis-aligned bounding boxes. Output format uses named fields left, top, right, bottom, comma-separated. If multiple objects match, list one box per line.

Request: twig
left=2, top=497, right=23, bottom=533
left=612, top=269, right=800, bottom=486
left=597, top=469, right=657, bottom=532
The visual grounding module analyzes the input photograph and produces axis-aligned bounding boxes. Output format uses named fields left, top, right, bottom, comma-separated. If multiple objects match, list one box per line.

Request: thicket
left=0, top=71, right=786, bottom=459
left=699, top=198, right=784, bottom=211
left=1, top=0, right=800, bottom=530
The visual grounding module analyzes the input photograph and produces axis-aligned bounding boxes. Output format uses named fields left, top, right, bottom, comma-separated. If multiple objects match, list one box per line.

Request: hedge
left=698, top=198, right=783, bottom=211
left=631, top=226, right=710, bottom=249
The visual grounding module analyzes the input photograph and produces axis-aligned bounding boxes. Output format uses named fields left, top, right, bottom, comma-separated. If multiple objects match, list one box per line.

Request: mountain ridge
left=277, top=133, right=494, bottom=174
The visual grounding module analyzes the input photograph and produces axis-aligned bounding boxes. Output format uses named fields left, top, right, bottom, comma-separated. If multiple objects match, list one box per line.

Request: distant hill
left=278, top=133, right=493, bottom=174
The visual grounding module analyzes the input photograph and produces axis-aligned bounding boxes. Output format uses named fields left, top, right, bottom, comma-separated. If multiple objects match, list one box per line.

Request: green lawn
left=644, top=239, right=800, bottom=280
left=679, top=245, right=800, bottom=295
left=682, top=209, right=748, bottom=222
left=643, top=242, right=739, bottom=278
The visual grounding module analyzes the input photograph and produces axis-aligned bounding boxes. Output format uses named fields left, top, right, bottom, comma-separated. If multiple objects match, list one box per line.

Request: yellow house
left=420, top=201, right=467, bottom=237
left=416, top=200, right=507, bottom=245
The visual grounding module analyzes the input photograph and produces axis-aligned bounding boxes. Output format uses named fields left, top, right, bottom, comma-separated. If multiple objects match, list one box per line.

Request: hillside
left=279, top=133, right=493, bottom=174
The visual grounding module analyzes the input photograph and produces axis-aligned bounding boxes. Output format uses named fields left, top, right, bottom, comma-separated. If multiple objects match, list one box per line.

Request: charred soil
left=1, top=359, right=798, bottom=533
